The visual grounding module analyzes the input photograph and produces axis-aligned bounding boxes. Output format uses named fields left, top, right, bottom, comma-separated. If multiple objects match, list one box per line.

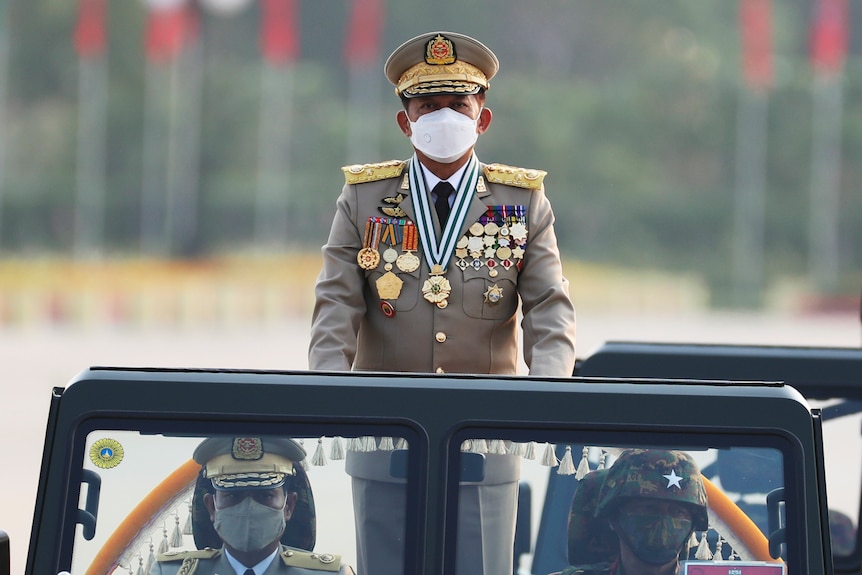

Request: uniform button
left=436, top=367, right=445, bottom=374
left=435, top=332, right=447, bottom=343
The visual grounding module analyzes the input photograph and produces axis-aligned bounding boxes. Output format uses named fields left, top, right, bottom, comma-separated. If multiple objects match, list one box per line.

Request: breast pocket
left=461, top=266, right=518, bottom=320
left=366, top=267, right=420, bottom=312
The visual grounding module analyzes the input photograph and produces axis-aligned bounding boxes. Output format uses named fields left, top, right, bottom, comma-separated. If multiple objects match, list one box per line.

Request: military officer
left=308, top=31, right=577, bottom=575
left=150, top=436, right=353, bottom=575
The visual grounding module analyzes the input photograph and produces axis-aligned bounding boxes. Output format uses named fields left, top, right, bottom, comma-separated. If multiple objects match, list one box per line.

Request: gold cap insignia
left=89, top=438, right=124, bottom=469
left=232, top=437, right=264, bottom=460
left=425, top=34, right=456, bottom=65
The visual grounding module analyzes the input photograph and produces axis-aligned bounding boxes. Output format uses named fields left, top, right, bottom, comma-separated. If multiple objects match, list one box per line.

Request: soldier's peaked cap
left=385, top=31, right=499, bottom=98
left=193, top=436, right=306, bottom=491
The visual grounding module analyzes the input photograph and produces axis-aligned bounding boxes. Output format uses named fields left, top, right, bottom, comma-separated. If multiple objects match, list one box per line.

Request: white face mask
left=408, top=107, right=480, bottom=164
left=213, top=496, right=287, bottom=553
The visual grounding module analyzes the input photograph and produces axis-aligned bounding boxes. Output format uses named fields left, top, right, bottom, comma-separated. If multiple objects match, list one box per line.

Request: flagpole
left=74, top=51, right=108, bottom=259
left=808, top=74, right=843, bottom=294
left=140, top=58, right=169, bottom=254
left=732, top=0, right=771, bottom=308
left=255, top=0, right=299, bottom=248
left=732, top=85, right=768, bottom=308
left=807, top=0, right=847, bottom=295
left=0, top=0, right=9, bottom=250
left=344, top=0, right=384, bottom=165
left=255, top=61, right=293, bottom=247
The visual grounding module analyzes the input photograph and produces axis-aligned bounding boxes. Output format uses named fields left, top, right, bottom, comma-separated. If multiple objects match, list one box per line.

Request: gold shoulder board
left=280, top=548, right=343, bottom=572
left=156, top=548, right=221, bottom=562
left=342, top=160, right=408, bottom=185
left=483, top=163, right=547, bottom=190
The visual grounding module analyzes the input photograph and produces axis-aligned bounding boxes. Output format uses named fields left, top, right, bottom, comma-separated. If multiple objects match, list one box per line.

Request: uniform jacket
left=309, top=157, right=576, bottom=376
left=150, top=545, right=352, bottom=575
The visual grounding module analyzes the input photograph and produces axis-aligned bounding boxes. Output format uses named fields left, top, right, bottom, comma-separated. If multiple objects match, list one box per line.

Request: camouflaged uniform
left=150, top=545, right=353, bottom=575
left=309, top=158, right=576, bottom=376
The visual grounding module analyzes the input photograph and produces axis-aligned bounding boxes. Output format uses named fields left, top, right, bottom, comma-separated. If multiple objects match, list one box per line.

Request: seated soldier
left=552, top=449, right=708, bottom=575
left=151, top=436, right=354, bottom=575
left=566, top=468, right=617, bottom=567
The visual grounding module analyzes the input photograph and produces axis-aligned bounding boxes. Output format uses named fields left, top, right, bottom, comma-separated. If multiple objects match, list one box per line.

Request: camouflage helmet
left=595, top=449, right=708, bottom=531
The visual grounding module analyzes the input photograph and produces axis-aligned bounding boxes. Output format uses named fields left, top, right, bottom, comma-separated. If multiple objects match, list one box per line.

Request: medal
left=422, top=275, right=451, bottom=306
left=357, top=248, right=380, bottom=270
left=484, top=284, right=504, bottom=304
left=376, top=271, right=404, bottom=300
left=357, top=218, right=384, bottom=270
left=396, top=221, right=420, bottom=273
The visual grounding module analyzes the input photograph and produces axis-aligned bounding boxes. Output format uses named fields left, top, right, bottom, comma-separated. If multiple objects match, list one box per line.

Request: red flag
left=344, top=0, right=385, bottom=66
left=145, top=2, right=199, bottom=63
left=74, top=0, right=107, bottom=58
left=811, top=0, right=849, bottom=74
left=260, top=0, right=299, bottom=65
left=739, top=0, right=772, bottom=90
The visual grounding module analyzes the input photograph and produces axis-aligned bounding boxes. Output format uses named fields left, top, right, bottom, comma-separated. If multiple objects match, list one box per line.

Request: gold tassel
left=507, top=441, right=525, bottom=456
left=182, top=502, right=193, bottom=536
left=541, top=443, right=559, bottom=467
left=362, top=436, right=378, bottom=452
left=145, top=541, right=156, bottom=573
left=170, top=514, right=183, bottom=547
left=330, top=436, right=345, bottom=460
left=311, top=437, right=327, bottom=466
left=557, top=446, right=576, bottom=475
left=158, top=526, right=169, bottom=554
left=695, top=531, right=712, bottom=560
left=489, top=439, right=507, bottom=454
left=575, top=447, right=591, bottom=480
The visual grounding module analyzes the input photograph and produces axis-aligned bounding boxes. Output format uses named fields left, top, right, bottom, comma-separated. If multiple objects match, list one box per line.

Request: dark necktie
left=244, top=569, right=255, bottom=575
left=433, top=181, right=455, bottom=225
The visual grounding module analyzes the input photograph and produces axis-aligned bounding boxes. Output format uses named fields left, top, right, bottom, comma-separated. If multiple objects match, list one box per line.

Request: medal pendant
left=376, top=271, right=404, bottom=300
left=484, top=283, right=504, bottom=304
left=422, top=275, right=451, bottom=305
left=357, top=248, right=380, bottom=270
left=383, top=247, right=398, bottom=264
left=396, top=251, right=420, bottom=273
left=431, top=264, right=445, bottom=276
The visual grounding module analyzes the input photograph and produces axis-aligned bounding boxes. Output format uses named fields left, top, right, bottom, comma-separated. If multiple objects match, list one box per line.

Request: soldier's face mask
left=614, top=509, right=693, bottom=565
left=409, top=106, right=480, bottom=164
left=213, top=495, right=287, bottom=552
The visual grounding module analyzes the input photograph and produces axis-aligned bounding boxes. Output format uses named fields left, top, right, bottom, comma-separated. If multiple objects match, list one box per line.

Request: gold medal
left=376, top=271, right=404, bottom=300
left=484, top=222, right=500, bottom=236
left=469, top=222, right=485, bottom=236
left=484, top=284, right=504, bottom=304
left=357, top=248, right=380, bottom=270
left=431, top=264, right=445, bottom=275
left=496, top=246, right=512, bottom=260
left=422, top=275, right=451, bottom=305
left=383, top=247, right=398, bottom=264
left=396, top=251, right=420, bottom=273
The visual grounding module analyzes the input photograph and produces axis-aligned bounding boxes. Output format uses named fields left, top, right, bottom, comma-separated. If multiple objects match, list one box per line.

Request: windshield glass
left=453, top=433, right=794, bottom=575
left=70, top=426, right=416, bottom=575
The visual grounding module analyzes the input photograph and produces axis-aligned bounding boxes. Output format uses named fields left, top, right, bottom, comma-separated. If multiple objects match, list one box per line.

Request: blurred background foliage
left=0, top=0, right=860, bottom=309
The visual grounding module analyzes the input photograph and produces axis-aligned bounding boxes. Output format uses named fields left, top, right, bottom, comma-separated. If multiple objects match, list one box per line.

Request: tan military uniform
left=309, top=158, right=576, bottom=376
left=150, top=545, right=352, bottom=575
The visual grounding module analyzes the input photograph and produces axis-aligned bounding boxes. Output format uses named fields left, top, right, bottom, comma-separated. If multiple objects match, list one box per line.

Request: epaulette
left=280, top=547, right=343, bottom=572
left=156, top=548, right=221, bottom=562
left=342, top=160, right=408, bottom=185
left=483, top=163, right=546, bottom=190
